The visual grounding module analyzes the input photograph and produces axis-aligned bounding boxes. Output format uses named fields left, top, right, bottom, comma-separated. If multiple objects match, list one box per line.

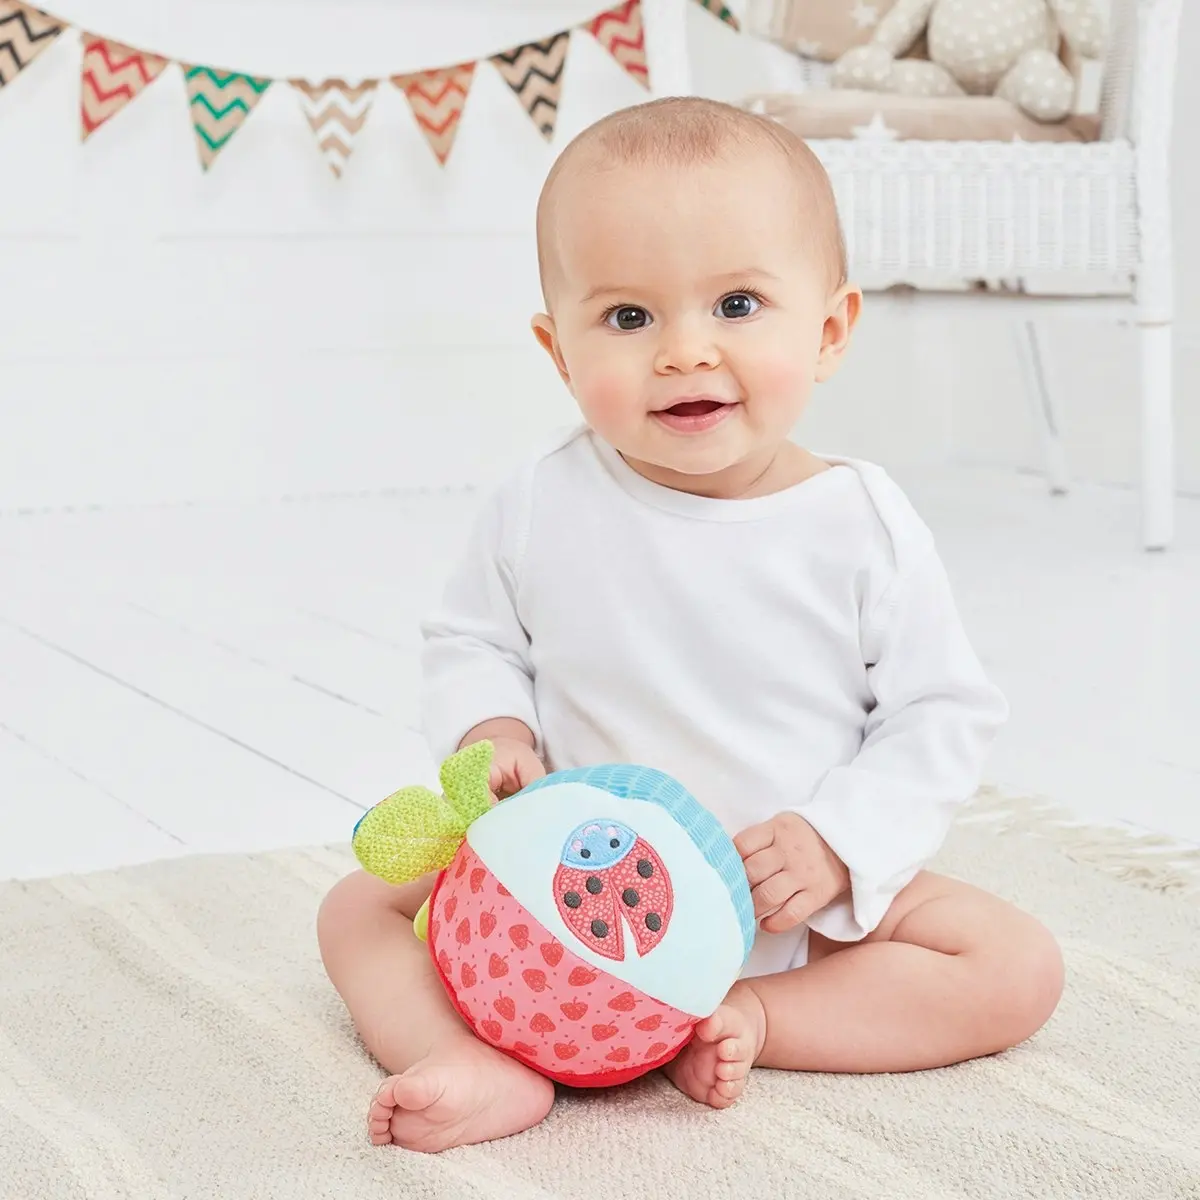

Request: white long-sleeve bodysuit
left=421, top=428, right=1008, bottom=977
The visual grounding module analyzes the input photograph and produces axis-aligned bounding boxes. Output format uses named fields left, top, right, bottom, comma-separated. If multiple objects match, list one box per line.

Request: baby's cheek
left=574, top=364, right=642, bottom=430
left=748, top=350, right=817, bottom=408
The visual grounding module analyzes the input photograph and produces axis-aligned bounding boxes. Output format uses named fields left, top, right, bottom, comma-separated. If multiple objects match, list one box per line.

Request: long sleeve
left=797, top=548, right=1009, bottom=942
left=420, top=478, right=542, bottom=763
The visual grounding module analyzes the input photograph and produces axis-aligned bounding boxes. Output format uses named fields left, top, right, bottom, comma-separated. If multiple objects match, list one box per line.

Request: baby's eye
left=605, top=306, right=652, bottom=331
left=716, top=292, right=761, bottom=320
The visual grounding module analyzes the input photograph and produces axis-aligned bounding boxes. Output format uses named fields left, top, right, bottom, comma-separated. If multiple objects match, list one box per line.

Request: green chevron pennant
left=691, top=0, right=739, bottom=30
left=183, top=65, right=271, bottom=171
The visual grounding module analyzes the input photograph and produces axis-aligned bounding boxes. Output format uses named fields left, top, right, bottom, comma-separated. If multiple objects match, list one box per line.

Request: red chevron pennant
left=0, top=2, right=62, bottom=90
left=394, top=62, right=475, bottom=166
left=80, top=35, right=167, bottom=140
left=586, top=0, right=649, bottom=90
left=491, top=32, right=570, bottom=143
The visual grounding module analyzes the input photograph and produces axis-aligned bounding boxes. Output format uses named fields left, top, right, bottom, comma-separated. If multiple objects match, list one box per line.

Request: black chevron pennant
left=0, top=1, right=62, bottom=90
left=491, top=31, right=569, bottom=143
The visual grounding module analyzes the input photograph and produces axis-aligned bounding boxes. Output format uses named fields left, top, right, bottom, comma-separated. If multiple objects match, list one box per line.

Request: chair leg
left=1139, top=321, right=1174, bottom=551
left=1012, top=320, right=1070, bottom=495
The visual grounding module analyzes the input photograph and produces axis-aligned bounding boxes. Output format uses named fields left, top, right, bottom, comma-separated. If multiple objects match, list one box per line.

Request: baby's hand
left=734, top=812, right=850, bottom=934
left=486, top=737, right=546, bottom=800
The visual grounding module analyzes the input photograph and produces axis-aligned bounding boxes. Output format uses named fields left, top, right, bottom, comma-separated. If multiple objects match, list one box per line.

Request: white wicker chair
left=646, top=0, right=1183, bottom=549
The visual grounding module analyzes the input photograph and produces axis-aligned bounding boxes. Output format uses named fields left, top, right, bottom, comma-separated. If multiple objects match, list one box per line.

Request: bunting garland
left=0, top=0, right=742, bottom=172
left=0, top=1, right=61, bottom=89
left=394, top=63, right=474, bottom=166
left=294, top=79, right=376, bottom=177
left=184, top=65, right=271, bottom=170
left=80, top=36, right=166, bottom=139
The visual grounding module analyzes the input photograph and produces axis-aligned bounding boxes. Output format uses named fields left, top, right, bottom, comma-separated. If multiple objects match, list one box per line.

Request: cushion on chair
left=747, top=90, right=1101, bottom=143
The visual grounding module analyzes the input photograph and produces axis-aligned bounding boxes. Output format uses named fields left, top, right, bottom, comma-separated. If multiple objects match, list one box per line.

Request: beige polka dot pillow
left=745, top=0, right=900, bottom=61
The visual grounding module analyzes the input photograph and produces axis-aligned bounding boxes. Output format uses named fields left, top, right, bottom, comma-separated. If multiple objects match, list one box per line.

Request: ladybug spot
left=591, top=919, right=609, bottom=939
left=563, top=891, right=582, bottom=909
left=622, top=888, right=639, bottom=907
left=585, top=876, right=603, bottom=895
left=645, top=912, right=662, bottom=932
left=580, top=848, right=592, bottom=859
left=609, top=837, right=619, bottom=848
left=637, top=859, right=654, bottom=878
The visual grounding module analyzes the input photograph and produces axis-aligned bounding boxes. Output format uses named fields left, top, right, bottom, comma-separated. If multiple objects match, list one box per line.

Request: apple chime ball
left=352, top=741, right=755, bottom=1086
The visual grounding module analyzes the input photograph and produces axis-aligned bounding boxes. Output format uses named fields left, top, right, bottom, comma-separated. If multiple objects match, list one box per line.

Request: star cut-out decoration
left=852, top=111, right=900, bottom=142
left=849, top=2, right=881, bottom=30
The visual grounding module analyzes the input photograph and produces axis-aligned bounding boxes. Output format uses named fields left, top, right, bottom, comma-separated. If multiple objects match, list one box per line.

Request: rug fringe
left=960, top=788, right=1200, bottom=898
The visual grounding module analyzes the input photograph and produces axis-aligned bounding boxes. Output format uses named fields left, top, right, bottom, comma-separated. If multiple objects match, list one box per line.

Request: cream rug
left=2, top=794, right=1198, bottom=1200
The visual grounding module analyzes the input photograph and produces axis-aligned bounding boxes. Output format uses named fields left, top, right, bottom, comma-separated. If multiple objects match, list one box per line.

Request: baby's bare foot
left=367, top=1036, right=554, bottom=1152
left=664, top=982, right=767, bottom=1109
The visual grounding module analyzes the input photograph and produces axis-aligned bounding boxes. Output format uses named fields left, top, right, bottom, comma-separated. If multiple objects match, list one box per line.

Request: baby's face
left=535, top=150, right=846, bottom=486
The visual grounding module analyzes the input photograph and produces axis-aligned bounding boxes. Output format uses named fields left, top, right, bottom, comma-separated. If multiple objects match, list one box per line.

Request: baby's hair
left=536, top=96, right=848, bottom=302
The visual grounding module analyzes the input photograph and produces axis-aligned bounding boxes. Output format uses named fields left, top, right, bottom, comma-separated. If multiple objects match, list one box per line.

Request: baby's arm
left=791, top=548, right=1008, bottom=942
left=421, top=477, right=545, bottom=790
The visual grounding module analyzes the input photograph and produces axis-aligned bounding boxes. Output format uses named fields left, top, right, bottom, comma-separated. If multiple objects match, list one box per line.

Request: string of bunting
left=0, top=0, right=739, bottom=176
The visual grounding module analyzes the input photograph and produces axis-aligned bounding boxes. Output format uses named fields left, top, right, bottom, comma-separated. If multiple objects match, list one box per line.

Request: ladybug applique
left=552, top=820, right=674, bottom=962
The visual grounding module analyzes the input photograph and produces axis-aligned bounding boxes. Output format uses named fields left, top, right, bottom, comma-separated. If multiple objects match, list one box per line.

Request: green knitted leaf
left=412, top=897, right=431, bottom=942
left=440, top=740, right=494, bottom=825
left=352, top=785, right=467, bottom=885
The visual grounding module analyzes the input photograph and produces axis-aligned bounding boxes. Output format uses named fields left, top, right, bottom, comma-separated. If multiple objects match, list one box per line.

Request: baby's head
left=532, top=97, right=859, bottom=495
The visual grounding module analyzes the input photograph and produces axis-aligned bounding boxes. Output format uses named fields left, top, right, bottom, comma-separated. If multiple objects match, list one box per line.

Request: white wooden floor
left=2, top=467, right=1198, bottom=882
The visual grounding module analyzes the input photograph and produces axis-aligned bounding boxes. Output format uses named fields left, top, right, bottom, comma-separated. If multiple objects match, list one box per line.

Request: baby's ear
left=531, top=314, right=572, bottom=387
left=815, top=285, right=862, bottom=383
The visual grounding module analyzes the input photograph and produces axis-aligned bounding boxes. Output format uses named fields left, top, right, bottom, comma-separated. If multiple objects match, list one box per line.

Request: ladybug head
left=561, top=819, right=636, bottom=869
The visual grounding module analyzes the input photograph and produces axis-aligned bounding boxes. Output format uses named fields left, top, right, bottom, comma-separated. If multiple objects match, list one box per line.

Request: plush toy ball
left=352, top=742, right=755, bottom=1087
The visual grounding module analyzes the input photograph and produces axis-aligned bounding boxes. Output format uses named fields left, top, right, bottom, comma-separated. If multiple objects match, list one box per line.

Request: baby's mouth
left=663, top=399, right=726, bottom=418
left=652, top=397, right=737, bottom=434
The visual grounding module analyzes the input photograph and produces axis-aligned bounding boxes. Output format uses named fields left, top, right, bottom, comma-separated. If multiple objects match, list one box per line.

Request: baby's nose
left=653, top=318, right=720, bottom=374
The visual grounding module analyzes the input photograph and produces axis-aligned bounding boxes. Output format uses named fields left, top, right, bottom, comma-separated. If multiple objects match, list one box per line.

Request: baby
left=318, top=96, right=1064, bottom=1154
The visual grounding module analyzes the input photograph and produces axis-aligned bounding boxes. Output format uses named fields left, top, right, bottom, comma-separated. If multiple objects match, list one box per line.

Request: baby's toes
left=368, top=1076, right=406, bottom=1139
left=717, top=1034, right=748, bottom=1061
left=716, top=1056, right=750, bottom=1082
left=710, top=1077, right=745, bottom=1107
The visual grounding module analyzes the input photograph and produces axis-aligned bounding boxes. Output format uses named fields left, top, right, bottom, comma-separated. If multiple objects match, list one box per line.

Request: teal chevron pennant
left=183, top=65, right=271, bottom=170
left=691, top=0, right=739, bottom=30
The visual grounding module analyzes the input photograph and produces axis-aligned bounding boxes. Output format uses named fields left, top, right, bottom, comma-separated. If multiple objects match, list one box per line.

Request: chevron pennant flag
left=293, top=79, right=375, bottom=178
left=184, top=65, right=271, bottom=170
left=585, top=0, right=649, bottom=90
left=692, top=0, right=740, bottom=30
left=0, top=2, right=61, bottom=90
left=393, top=62, right=475, bottom=167
left=80, top=35, right=167, bottom=140
left=491, top=32, right=569, bottom=143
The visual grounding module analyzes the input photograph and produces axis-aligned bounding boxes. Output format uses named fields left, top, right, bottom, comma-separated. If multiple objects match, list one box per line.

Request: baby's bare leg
left=753, top=872, right=1063, bottom=1073
left=318, top=870, right=554, bottom=1151
left=666, top=872, right=1063, bottom=1106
